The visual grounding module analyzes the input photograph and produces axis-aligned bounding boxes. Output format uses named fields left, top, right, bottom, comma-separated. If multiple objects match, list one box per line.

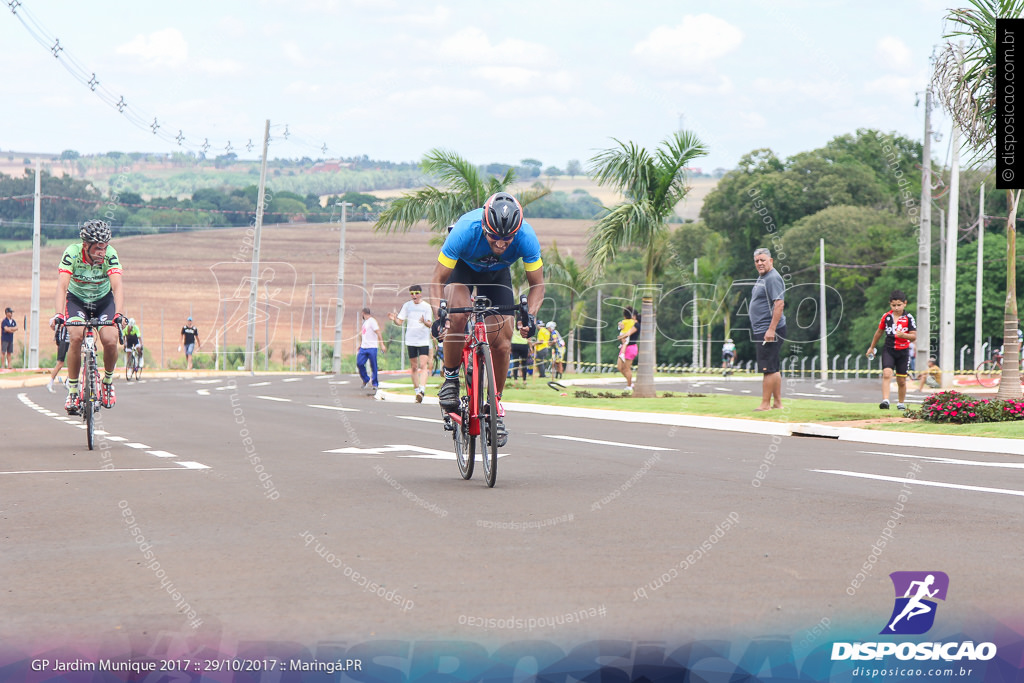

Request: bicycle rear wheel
left=478, top=344, right=499, bottom=488
left=976, top=360, right=1001, bottom=387
left=126, top=355, right=134, bottom=381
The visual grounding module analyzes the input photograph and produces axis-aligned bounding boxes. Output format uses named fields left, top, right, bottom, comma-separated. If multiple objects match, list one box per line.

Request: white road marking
left=396, top=415, right=444, bottom=424
left=811, top=469, right=1024, bottom=498
left=196, top=389, right=210, bottom=396
left=175, top=461, right=212, bottom=470
left=146, top=450, right=178, bottom=458
left=542, top=435, right=676, bottom=451
left=282, top=377, right=303, bottom=382
left=193, top=379, right=224, bottom=384
left=791, top=392, right=844, bottom=399
left=123, top=442, right=152, bottom=449
left=249, top=381, right=272, bottom=387
left=325, top=443, right=507, bottom=460
left=0, top=467, right=207, bottom=475
left=256, top=395, right=291, bottom=402
left=308, top=404, right=358, bottom=412
left=859, top=450, right=1024, bottom=469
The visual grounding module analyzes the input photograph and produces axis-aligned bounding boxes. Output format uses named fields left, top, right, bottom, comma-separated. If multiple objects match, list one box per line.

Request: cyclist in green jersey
left=51, top=220, right=125, bottom=413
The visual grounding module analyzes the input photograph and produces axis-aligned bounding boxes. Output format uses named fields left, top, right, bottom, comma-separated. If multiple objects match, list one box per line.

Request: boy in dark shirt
left=865, top=289, right=917, bottom=411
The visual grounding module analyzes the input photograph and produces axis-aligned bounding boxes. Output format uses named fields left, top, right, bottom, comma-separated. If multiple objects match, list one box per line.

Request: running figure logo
left=881, top=571, right=949, bottom=635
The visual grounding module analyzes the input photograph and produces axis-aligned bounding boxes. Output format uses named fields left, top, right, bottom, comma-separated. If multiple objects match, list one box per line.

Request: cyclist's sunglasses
left=409, top=290, right=422, bottom=296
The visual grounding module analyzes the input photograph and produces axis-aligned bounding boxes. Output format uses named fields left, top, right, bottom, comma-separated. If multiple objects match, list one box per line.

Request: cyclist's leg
left=63, top=295, right=88, bottom=395
left=438, top=277, right=471, bottom=412
left=488, top=315, right=514, bottom=397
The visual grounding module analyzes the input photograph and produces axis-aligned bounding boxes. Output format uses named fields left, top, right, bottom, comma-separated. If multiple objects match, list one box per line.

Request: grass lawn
left=385, top=373, right=1024, bottom=440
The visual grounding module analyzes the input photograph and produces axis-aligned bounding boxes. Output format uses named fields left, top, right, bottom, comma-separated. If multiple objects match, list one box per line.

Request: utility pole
left=29, top=161, right=41, bottom=368
left=819, top=239, right=828, bottom=381
left=940, top=120, right=960, bottom=389
left=332, top=202, right=352, bottom=374
left=692, top=258, right=699, bottom=367
left=974, top=183, right=984, bottom=371
left=917, top=90, right=932, bottom=373
left=245, top=119, right=270, bottom=373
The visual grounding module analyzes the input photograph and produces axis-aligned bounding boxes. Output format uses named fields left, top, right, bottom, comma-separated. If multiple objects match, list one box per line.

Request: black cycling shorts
left=445, top=260, right=515, bottom=309
left=65, top=291, right=116, bottom=322
left=882, top=347, right=910, bottom=376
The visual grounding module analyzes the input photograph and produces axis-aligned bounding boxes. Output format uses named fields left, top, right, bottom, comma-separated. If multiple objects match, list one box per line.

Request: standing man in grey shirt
left=751, top=248, right=787, bottom=411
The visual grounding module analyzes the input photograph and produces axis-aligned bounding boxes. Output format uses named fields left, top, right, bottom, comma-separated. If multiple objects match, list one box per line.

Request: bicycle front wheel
left=84, top=355, right=96, bottom=450
left=477, top=344, right=499, bottom=488
left=976, top=360, right=1001, bottom=387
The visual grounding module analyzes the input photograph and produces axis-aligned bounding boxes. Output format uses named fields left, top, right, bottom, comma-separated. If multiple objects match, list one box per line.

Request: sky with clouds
left=3, top=0, right=958, bottom=172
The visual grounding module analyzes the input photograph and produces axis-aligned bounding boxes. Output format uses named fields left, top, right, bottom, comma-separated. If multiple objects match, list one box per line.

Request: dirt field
left=0, top=218, right=595, bottom=366
left=373, top=175, right=718, bottom=222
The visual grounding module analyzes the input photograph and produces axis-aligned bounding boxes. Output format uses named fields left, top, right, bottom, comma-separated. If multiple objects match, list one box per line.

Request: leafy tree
left=520, top=158, right=542, bottom=178
left=544, top=241, right=592, bottom=372
left=544, top=166, right=563, bottom=176
left=566, top=160, right=582, bottom=178
left=373, top=149, right=549, bottom=237
left=932, top=0, right=1024, bottom=397
left=586, top=130, right=709, bottom=397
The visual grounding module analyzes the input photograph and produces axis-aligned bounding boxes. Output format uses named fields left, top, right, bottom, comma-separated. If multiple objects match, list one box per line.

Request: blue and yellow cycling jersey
left=438, top=208, right=542, bottom=273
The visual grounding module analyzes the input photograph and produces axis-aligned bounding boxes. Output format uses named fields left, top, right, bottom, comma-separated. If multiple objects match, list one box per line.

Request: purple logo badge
left=881, top=571, right=949, bottom=635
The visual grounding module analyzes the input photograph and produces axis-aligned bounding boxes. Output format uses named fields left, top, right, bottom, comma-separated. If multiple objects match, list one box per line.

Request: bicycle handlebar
left=61, top=318, right=125, bottom=344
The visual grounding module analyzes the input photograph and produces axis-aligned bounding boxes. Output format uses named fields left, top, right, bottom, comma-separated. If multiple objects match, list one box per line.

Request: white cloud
left=438, top=27, right=554, bottom=67
left=876, top=36, right=913, bottom=71
left=115, top=28, right=188, bottom=67
left=486, top=95, right=602, bottom=120
left=864, top=74, right=917, bottom=99
left=470, top=66, right=574, bottom=91
left=281, top=41, right=315, bottom=68
left=195, top=59, right=244, bottom=76
left=736, top=112, right=767, bottom=130
left=384, top=5, right=451, bottom=26
left=633, top=14, right=743, bottom=67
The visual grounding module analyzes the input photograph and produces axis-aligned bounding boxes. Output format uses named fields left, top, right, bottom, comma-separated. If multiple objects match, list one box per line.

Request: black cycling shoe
left=438, top=377, right=460, bottom=414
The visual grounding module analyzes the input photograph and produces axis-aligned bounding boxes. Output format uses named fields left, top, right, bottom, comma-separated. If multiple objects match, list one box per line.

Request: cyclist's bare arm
left=521, top=267, right=545, bottom=335
left=109, top=272, right=124, bottom=317
left=54, top=271, right=72, bottom=321
left=430, top=261, right=454, bottom=312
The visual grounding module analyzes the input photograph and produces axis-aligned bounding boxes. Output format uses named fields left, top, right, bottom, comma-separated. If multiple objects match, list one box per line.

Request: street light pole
left=333, top=201, right=352, bottom=374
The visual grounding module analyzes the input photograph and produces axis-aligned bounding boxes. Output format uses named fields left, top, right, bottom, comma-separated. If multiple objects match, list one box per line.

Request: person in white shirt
left=388, top=285, right=433, bottom=403
left=357, top=307, right=387, bottom=390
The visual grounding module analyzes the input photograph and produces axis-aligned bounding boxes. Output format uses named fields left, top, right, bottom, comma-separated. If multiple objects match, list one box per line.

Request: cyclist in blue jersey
left=430, top=192, right=544, bottom=447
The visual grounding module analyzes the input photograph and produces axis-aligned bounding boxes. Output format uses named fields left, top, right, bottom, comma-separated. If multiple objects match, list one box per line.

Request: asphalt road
left=1, top=373, right=1021, bottom=666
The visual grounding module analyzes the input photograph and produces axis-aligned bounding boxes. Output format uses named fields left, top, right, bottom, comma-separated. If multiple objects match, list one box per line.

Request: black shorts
left=754, top=326, right=786, bottom=374
left=56, top=339, right=70, bottom=363
left=407, top=345, right=429, bottom=359
left=511, top=343, right=529, bottom=361
left=445, top=260, right=515, bottom=309
left=65, top=291, right=116, bottom=322
left=882, top=347, right=910, bottom=376
left=1, top=339, right=12, bottom=354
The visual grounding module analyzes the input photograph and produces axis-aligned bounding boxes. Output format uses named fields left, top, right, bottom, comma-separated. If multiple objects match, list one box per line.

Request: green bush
left=906, top=390, right=1024, bottom=424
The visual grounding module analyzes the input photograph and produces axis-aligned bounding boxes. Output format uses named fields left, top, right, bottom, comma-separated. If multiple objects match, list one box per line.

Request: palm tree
left=543, top=241, right=592, bottom=373
left=374, top=148, right=550, bottom=237
left=932, top=0, right=1024, bottom=398
left=586, top=131, right=709, bottom=397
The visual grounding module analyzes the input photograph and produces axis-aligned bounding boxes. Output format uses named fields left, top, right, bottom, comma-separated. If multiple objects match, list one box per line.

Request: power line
left=8, top=1, right=331, bottom=157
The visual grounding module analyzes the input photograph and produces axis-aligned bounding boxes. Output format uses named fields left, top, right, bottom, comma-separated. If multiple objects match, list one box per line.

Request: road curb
left=378, top=389, right=1024, bottom=456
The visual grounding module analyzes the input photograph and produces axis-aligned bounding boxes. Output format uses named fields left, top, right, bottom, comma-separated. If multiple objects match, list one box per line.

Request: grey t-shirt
left=750, top=268, right=786, bottom=334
